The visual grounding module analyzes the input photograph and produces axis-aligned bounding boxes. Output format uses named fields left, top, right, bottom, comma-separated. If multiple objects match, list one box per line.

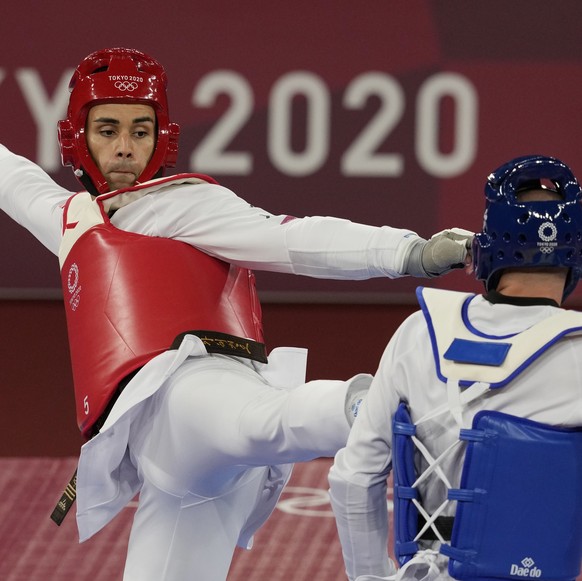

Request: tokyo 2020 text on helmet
left=472, top=155, right=582, bottom=300
left=58, top=47, right=180, bottom=195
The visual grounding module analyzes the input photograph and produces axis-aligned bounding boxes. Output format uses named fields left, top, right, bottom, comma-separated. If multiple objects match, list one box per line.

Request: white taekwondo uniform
left=329, top=288, right=582, bottom=581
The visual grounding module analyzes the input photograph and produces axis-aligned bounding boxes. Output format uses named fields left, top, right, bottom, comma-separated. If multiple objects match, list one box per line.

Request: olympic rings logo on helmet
left=538, top=222, right=558, bottom=254
left=537, top=222, right=558, bottom=255
left=114, top=80, right=139, bottom=92
left=538, top=222, right=558, bottom=243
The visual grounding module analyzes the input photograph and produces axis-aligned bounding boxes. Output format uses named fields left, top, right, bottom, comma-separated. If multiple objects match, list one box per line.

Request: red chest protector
left=59, top=175, right=265, bottom=438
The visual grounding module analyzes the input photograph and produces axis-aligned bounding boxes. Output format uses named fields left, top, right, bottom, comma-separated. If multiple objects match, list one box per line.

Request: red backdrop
left=1, top=0, right=582, bottom=302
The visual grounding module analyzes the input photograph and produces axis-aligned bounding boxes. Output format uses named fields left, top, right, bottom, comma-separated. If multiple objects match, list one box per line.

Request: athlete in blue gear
left=329, top=155, right=582, bottom=581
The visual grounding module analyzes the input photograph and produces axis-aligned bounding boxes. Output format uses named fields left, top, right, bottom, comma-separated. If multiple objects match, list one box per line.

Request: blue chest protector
left=393, top=287, right=582, bottom=581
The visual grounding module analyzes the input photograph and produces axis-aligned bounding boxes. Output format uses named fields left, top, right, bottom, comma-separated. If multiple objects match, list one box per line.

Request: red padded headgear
left=58, top=48, right=180, bottom=194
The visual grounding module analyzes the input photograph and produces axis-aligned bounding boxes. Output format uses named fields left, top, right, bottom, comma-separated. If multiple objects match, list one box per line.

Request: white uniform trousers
left=120, top=352, right=358, bottom=580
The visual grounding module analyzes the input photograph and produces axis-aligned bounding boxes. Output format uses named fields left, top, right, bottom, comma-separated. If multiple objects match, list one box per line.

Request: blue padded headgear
left=473, top=155, right=582, bottom=299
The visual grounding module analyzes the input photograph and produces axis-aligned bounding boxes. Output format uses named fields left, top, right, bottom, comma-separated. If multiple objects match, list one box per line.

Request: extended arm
left=0, top=145, right=72, bottom=255
left=112, top=182, right=471, bottom=280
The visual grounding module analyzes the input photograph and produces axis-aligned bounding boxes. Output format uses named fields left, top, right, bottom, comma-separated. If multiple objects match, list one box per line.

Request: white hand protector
left=405, top=228, right=474, bottom=277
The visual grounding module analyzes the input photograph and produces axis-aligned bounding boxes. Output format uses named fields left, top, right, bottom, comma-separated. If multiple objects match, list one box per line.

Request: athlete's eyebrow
left=92, top=116, right=155, bottom=125
left=132, top=116, right=155, bottom=125
left=92, top=117, right=119, bottom=124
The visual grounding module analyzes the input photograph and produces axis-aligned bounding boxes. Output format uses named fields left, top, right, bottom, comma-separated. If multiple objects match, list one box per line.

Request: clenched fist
left=405, top=228, right=474, bottom=277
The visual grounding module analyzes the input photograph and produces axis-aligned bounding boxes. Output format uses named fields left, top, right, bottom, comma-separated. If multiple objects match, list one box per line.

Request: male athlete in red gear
left=0, top=48, right=471, bottom=580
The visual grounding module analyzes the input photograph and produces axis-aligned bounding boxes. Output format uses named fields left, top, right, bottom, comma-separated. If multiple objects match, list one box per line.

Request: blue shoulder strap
left=441, top=410, right=582, bottom=581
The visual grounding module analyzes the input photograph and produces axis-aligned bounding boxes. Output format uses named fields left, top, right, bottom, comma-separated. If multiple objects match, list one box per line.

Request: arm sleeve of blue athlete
left=328, top=472, right=397, bottom=581
left=328, top=367, right=399, bottom=579
left=328, top=317, right=421, bottom=580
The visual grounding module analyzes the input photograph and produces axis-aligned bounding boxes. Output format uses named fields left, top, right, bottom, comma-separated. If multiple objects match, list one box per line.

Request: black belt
left=171, top=330, right=268, bottom=363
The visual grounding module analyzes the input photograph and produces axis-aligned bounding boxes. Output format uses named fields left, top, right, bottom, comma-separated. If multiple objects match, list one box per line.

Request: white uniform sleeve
left=0, top=145, right=72, bottom=255
left=111, top=183, right=423, bottom=279
left=328, top=317, right=422, bottom=580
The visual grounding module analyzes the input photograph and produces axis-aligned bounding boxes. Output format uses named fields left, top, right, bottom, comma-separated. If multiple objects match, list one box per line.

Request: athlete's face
left=86, top=103, right=156, bottom=191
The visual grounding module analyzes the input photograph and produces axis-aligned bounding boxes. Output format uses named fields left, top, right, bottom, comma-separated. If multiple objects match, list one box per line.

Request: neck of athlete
left=495, top=269, right=568, bottom=306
